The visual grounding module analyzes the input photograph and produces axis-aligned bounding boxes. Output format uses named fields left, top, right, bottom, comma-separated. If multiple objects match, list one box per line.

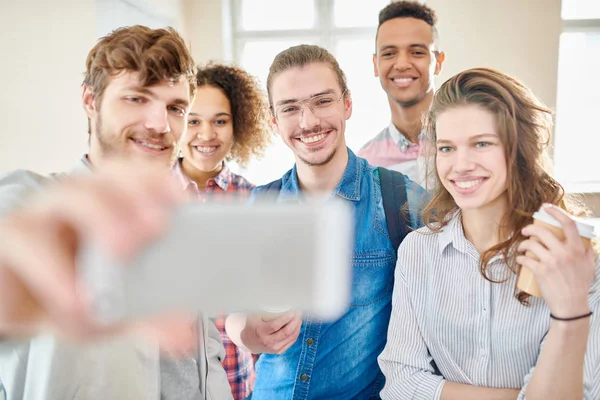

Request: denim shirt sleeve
left=403, top=175, right=428, bottom=230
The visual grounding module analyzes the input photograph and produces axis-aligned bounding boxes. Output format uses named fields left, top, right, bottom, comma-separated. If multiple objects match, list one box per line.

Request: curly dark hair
left=377, top=1, right=439, bottom=48
left=196, top=63, right=272, bottom=165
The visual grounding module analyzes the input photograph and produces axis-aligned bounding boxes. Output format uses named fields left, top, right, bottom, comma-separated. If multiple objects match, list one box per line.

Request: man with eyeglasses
left=225, top=44, right=425, bottom=399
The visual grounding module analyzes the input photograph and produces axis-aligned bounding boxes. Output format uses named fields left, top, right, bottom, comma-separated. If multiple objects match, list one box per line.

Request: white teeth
left=195, top=146, right=217, bottom=154
left=138, top=141, right=166, bottom=150
left=300, top=133, right=326, bottom=144
left=455, top=180, right=483, bottom=189
left=393, top=78, right=413, bottom=83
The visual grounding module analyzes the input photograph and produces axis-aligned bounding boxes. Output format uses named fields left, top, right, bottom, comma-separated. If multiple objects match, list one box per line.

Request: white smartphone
left=77, top=199, right=353, bottom=325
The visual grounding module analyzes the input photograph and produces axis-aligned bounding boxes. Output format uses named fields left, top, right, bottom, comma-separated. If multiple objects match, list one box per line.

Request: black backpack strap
left=378, top=167, right=410, bottom=253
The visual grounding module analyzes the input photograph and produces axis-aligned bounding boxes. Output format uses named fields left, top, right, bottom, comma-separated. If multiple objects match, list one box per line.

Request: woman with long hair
left=172, top=62, right=271, bottom=400
left=378, top=68, right=599, bottom=399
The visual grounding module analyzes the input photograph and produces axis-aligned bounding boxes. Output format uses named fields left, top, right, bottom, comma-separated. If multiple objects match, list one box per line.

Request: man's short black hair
left=376, top=1, right=439, bottom=49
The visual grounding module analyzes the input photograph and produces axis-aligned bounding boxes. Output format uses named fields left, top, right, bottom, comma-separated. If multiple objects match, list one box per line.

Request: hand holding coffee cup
left=517, top=204, right=597, bottom=317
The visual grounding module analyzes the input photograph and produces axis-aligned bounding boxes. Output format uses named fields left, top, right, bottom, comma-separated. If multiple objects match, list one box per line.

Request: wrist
left=239, top=321, right=260, bottom=352
left=549, top=297, right=590, bottom=319
left=550, top=313, right=592, bottom=337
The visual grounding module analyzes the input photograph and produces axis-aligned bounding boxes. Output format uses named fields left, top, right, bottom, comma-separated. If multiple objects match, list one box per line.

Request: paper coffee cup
left=517, top=206, right=596, bottom=297
left=260, top=306, right=291, bottom=322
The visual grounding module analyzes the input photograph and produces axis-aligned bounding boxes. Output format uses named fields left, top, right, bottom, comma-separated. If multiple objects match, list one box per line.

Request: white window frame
left=96, top=0, right=182, bottom=37
left=555, top=14, right=600, bottom=193
left=229, top=0, right=387, bottom=68
left=225, top=0, right=393, bottom=184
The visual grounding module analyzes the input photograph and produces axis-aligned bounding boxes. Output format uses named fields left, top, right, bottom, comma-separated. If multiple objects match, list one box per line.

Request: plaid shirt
left=172, top=159, right=256, bottom=400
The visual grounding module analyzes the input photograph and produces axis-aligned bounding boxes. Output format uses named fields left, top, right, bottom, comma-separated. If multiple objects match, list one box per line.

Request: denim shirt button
left=300, top=373, right=308, bottom=382
left=306, top=338, right=314, bottom=346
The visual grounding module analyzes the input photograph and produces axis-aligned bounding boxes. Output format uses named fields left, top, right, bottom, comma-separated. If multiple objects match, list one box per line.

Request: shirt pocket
left=350, top=251, right=396, bottom=307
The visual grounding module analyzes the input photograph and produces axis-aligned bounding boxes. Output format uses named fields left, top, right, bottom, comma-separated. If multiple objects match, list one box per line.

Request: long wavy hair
left=421, top=68, right=590, bottom=303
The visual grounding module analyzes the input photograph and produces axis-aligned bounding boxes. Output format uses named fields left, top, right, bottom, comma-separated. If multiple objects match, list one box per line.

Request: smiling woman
left=171, top=62, right=271, bottom=400
left=379, top=67, right=600, bottom=400
left=174, top=63, right=271, bottom=194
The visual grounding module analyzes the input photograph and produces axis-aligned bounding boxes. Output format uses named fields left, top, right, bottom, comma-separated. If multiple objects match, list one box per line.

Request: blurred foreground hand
left=0, top=159, right=196, bottom=353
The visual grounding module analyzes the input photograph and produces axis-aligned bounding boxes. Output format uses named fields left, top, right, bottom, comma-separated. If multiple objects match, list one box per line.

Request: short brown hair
left=83, top=25, right=197, bottom=105
left=421, top=68, right=592, bottom=303
left=377, top=1, right=439, bottom=48
left=196, top=63, right=272, bottom=165
left=266, top=44, right=349, bottom=108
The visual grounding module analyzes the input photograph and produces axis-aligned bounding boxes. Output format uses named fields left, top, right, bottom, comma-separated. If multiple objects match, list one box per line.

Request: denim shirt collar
left=280, top=148, right=362, bottom=202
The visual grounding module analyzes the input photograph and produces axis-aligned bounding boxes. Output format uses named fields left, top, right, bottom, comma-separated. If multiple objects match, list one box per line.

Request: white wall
left=182, top=0, right=229, bottom=64
left=97, top=0, right=185, bottom=37
left=177, top=0, right=562, bottom=109
left=0, top=0, right=97, bottom=174
left=0, top=0, right=187, bottom=175
left=428, top=0, right=562, bottom=111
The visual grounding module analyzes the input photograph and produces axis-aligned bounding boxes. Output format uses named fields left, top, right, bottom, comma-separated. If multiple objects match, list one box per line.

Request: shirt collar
left=172, top=158, right=199, bottom=193
left=70, top=154, right=93, bottom=175
left=437, top=210, right=468, bottom=254
left=172, top=158, right=232, bottom=193
left=388, top=122, right=425, bottom=153
left=212, top=163, right=233, bottom=191
left=438, top=210, right=507, bottom=264
left=280, top=147, right=362, bottom=202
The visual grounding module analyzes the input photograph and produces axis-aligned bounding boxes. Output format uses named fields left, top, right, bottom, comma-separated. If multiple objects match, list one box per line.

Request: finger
left=521, top=224, right=564, bottom=252
left=518, top=238, right=554, bottom=264
left=265, top=310, right=299, bottom=333
left=270, top=317, right=303, bottom=345
left=36, top=173, right=177, bottom=260
left=275, top=319, right=302, bottom=354
left=0, top=265, right=44, bottom=336
left=0, top=213, right=93, bottom=335
left=516, top=254, right=544, bottom=275
left=543, top=205, right=582, bottom=248
left=276, top=335, right=299, bottom=354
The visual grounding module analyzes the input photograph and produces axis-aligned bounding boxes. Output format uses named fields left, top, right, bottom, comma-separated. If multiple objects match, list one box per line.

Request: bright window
left=554, top=0, right=600, bottom=193
left=95, top=0, right=181, bottom=37
left=231, top=0, right=391, bottom=185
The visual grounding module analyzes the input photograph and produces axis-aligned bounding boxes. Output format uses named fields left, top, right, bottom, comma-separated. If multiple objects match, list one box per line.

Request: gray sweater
left=0, top=163, right=233, bottom=400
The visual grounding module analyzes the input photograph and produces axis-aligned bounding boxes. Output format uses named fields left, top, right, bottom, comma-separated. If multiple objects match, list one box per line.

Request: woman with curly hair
left=378, top=68, right=599, bottom=399
left=172, top=63, right=271, bottom=400
left=174, top=63, right=271, bottom=200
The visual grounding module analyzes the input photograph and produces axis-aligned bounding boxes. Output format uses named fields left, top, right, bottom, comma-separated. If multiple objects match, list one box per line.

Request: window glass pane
left=554, top=32, right=600, bottom=191
left=235, top=39, right=315, bottom=184
left=240, top=39, right=315, bottom=93
left=240, top=0, right=316, bottom=31
left=96, top=0, right=176, bottom=37
left=335, top=38, right=390, bottom=152
left=561, top=0, right=600, bottom=20
left=333, top=0, right=391, bottom=28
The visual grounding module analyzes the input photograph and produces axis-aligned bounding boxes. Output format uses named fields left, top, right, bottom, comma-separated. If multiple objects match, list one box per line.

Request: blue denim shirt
left=250, top=148, right=424, bottom=400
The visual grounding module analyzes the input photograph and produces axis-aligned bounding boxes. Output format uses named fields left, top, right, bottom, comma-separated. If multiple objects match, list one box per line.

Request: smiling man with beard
left=0, top=25, right=232, bottom=400
left=224, top=44, right=426, bottom=400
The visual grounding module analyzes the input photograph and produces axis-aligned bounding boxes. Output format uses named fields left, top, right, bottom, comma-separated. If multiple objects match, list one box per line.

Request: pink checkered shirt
left=172, top=159, right=256, bottom=400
